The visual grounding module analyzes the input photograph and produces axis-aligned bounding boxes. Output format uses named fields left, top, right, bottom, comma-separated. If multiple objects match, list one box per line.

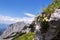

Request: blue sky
left=0, top=0, right=53, bottom=24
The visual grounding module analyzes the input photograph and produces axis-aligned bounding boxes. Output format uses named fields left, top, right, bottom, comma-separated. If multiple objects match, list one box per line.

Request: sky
left=0, top=0, right=53, bottom=24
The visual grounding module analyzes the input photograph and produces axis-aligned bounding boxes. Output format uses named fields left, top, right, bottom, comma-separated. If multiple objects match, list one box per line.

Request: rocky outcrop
left=45, top=9, right=60, bottom=40
left=34, top=9, right=60, bottom=40
left=0, top=21, right=31, bottom=40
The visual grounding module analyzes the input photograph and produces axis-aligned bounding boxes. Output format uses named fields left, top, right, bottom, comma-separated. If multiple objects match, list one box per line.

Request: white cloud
left=0, top=15, right=35, bottom=24
left=24, top=13, right=36, bottom=17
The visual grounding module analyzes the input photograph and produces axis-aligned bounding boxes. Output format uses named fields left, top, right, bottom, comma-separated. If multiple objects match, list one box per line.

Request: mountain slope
left=0, top=21, right=32, bottom=40
left=13, top=32, right=34, bottom=40
left=0, top=24, right=8, bottom=35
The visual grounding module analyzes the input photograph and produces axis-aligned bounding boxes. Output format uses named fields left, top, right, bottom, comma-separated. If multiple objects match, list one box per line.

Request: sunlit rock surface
left=34, top=9, right=60, bottom=40
left=0, top=21, right=31, bottom=40
left=34, top=22, right=44, bottom=40
left=45, top=9, right=60, bottom=40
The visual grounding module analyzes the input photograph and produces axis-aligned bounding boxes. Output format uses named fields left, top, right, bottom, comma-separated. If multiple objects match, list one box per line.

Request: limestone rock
left=0, top=21, right=31, bottom=40
left=34, top=9, right=60, bottom=40
left=45, top=9, right=60, bottom=40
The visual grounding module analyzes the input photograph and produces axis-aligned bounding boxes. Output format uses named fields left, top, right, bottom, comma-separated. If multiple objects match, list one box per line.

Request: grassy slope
left=13, top=32, right=34, bottom=40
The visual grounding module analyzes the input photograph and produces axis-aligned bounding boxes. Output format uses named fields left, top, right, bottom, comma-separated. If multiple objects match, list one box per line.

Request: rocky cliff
left=0, top=21, right=31, bottom=40
left=34, top=9, right=60, bottom=40
left=34, top=0, right=60, bottom=40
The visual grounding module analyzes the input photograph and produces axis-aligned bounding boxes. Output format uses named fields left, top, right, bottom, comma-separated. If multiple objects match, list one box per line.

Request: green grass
left=13, top=32, right=34, bottom=40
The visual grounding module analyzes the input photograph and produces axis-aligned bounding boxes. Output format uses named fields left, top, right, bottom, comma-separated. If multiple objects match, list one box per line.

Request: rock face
left=0, top=21, right=31, bottom=40
left=46, top=9, right=60, bottom=40
left=34, top=22, right=44, bottom=40
left=34, top=9, right=60, bottom=40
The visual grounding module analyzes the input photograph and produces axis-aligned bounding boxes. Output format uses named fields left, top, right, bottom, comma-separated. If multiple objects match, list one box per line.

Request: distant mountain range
left=0, top=21, right=30, bottom=40
left=0, top=24, right=8, bottom=35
